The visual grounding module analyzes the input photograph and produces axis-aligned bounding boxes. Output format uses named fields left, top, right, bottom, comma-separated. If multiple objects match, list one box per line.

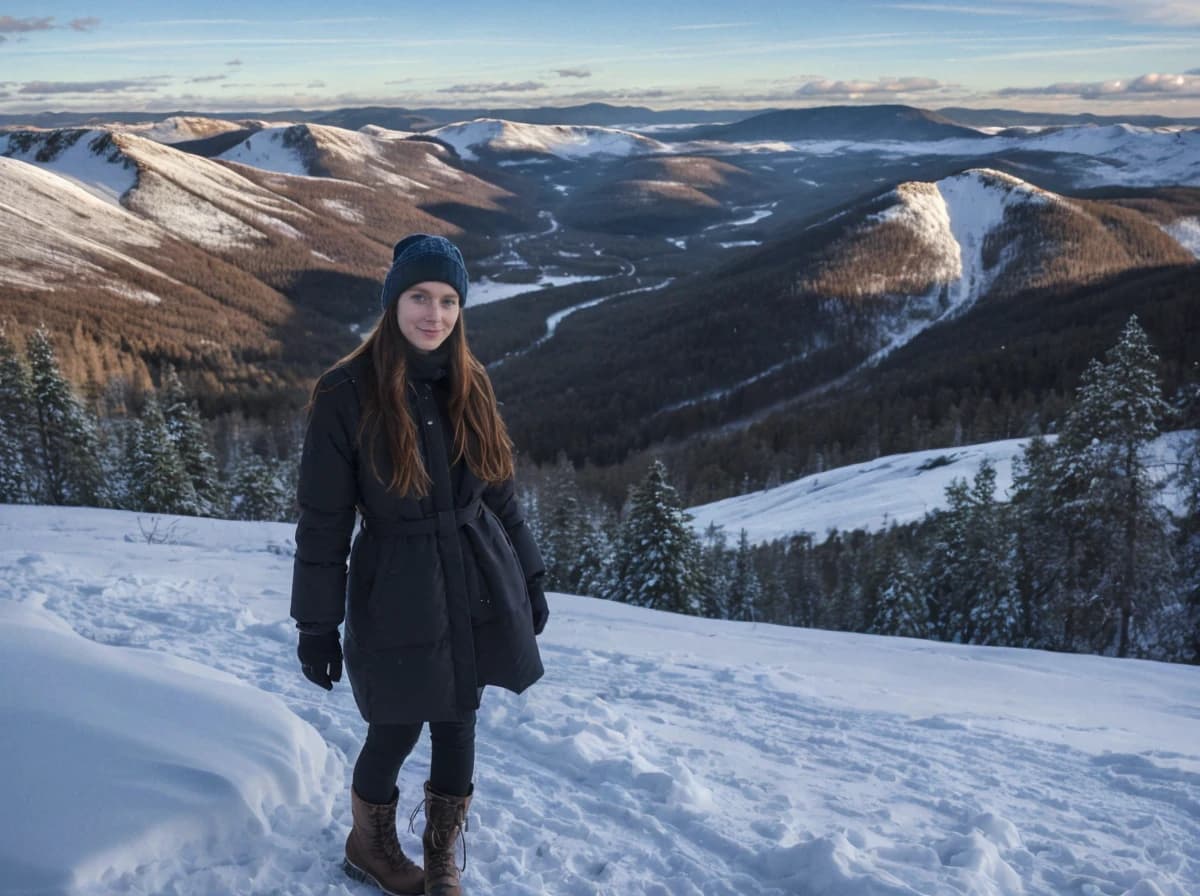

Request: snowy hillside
left=1, top=504, right=1197, bottom=896
left=1, top=129, right=137, bottom=205
left=688, top=432, right=1192, bottom=545
left=430, top=118, right=667, bottom=161
left=110, top=116, right=257, bottom=145
left=682, top=122, right=1200, bottom=187
left=218, top=125, right=312, bottom=175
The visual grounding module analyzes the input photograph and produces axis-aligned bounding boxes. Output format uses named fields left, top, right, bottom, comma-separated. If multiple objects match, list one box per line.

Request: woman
left=290, top=234, right=548, bottom=896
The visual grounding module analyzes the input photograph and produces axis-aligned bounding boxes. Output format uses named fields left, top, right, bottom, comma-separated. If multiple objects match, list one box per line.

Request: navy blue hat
left=380, top=234, right=469, bottom=312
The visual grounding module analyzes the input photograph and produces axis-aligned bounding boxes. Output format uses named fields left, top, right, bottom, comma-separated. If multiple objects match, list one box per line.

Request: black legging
left=352, top=713, right=476, bottom=804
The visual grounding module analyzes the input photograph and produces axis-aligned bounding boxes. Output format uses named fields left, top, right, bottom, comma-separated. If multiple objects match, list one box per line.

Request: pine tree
left=160, top=365, right=224, bottom=516
left=1168, top=432, right=1200, bottom=663
left=698, top=523, right=731, bottom=618
left=0, top=329, right=35, bottom=503
left=609, top=460, right=705, bottom=615
left=26, top=326, right=107, bottom=506
left=924, top=460, right=1016, bottom=644
left=125, top=395, right=200, bottom=515
left=1054, top=316, right=1173, bottom=657
left=871, top=540, right=930, bottom=639
left=229, top=451, right=292, bottom=522
left=727, top=529, right=763, bottom=622
left=1010, top=436, right=1061, bottom=648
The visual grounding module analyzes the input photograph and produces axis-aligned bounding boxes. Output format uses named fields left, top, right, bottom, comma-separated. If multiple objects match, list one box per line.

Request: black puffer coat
left=289, top=352, right=545, bottom=723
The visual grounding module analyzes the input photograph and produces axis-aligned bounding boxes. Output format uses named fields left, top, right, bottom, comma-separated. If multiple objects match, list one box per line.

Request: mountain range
left=2, top=103, right=1197, bottom=496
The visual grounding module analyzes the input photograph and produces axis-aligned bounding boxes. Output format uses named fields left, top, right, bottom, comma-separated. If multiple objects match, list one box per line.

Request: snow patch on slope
left=112, top=116, right=251, bottom=145
left=936, top=169, right=1049, bottom=311
left=689, top=431, right=1192, bottom=545
left=218, top=127, right=309, bottom=175
left=1, top=129, right=137, bottom=205
left=1163, top=216, right=1200, bottom=258
left=430, top=118, right=665, bottom=161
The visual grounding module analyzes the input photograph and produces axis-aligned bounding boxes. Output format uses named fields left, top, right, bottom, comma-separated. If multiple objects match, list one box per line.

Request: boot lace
left=370, top=803, right=415, bottom=871
left=412, top=793, right=469, bottom=875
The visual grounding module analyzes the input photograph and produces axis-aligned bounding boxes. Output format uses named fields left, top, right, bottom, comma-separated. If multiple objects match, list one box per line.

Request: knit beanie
left=379, top=234, right=469, bottom=312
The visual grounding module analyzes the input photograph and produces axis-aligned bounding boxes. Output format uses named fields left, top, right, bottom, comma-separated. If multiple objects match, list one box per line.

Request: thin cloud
left=0, top=16, right=54, bottom=33
left=555, top=68, right=592, bottom=79
left=883, top=3, right=1031, bottom=14
left=670, top=21, right=756, bottom=31
left=439, top=81, right=546, bottom=94
left=187, top=74, right=227, bottom=84
left=19, top=77, right=170, bottom=95
left=1000, top=71, right=1200, bottom=98
left=796, top=76, right=944, bottom=98
left=307, top=81, right=326, bottom=89
left=69, top=17, right=101, bottom=32
left=226, top=58, right=243, bottom=66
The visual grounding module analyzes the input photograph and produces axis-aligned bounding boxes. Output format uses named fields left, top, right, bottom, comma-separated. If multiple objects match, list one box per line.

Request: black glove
left=297, top=630, right=342, bottom=691
left=528, top=579, right=549, bottom=636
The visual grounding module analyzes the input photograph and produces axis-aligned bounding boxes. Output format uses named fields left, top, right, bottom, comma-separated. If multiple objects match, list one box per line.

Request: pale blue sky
left=2, top=1, right=1198, bottom=115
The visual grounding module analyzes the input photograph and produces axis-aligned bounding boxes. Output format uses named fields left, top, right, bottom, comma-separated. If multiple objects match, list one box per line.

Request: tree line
left=4, top=316, right=1196, bottom=663
left=0, top=325, right=296, bottom=521
left=518, top=317, right=1199, bottom=664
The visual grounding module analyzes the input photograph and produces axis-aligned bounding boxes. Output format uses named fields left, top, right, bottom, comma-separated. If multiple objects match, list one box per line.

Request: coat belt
left=360, top=499, right=482, bottom=538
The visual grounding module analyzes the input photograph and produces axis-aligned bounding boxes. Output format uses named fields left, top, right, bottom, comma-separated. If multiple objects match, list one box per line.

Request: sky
left=1, top=1, right=1199, bottom=117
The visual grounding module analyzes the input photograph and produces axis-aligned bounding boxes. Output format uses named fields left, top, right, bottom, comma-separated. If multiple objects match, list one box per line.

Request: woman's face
left=396, top=280, right=461, bottom=353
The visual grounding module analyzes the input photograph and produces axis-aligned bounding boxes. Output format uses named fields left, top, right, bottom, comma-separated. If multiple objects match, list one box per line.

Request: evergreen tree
left=726, top=529, right=763, bottom=622
left=609, top=460, right=705, bottom=615
left=160, top=366, right=224, bottom=516
left=924, top=460, right=1016, bottom=644
left=537, top=454, right=599, bottom=593
left=1168, top=432, right=1200, bottom=663
left=1010, top=436, right=1061, bottom=648
left=870, top=539, right=929, bottom=638
left=125, top=395, right=200, bottom=515
left=229, top=451, right=292, bottom=522
left=1054, top=316, right=1173, bottom=657
left=26, top=326, right=107, bottom=506
left=0, top=329, right=35, bottom=503
left=698, top=523, right=731, bottom=618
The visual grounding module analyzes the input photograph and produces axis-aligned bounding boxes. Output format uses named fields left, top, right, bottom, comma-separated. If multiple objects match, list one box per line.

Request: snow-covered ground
left=1, top=503, right=1198, bottom=896
left=688, top=432, right=1193, bottom=545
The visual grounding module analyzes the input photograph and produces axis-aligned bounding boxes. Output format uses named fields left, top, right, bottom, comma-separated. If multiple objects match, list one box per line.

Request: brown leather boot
left=421, top=781, right=473, bottom=896
left=343, top=787, right=425, bottom=895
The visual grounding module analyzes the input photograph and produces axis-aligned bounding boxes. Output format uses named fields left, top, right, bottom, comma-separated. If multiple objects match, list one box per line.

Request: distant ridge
left=677, top=105, right=986, bottom=143
left=938, top=106, right=1200, bottom=129
left=0, top=102, right=748, bottom=132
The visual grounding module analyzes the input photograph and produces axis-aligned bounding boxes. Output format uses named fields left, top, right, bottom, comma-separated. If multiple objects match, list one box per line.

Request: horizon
left=2, top=1, right=1199, bottom=118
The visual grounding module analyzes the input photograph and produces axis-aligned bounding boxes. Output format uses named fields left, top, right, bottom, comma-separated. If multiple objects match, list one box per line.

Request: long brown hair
left=320, top=299, right=515, bottom=496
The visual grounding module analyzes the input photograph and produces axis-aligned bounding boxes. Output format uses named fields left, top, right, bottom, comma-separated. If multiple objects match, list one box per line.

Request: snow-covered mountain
left=109, top=115, right=261, bottom=145
left=2, top=504, right=1197, bottom=896
left=428, top=118, right=667, bottom=161
left=798, top=168, right=1193, bottom=364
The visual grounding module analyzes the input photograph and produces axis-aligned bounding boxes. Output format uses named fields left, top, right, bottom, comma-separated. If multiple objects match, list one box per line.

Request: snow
left=0, top=598, right=335, bottom=895
left=674, top=125, right=1200, bottom=187
left=430, top=118, right=666, bottom=162
left=218, top=127, right=310, bottom=176
left=1163, top=217, right=1200, bottom=258
left=111, top=116, right=252, bottom=145
left=935, top=169, right=1049, bottom=312
left=0, top=156, right=182, bottom=294
left=0, top=503, right=1198, bottom=895
left=468, top=273, right=604, bottom=307
left=1, top=129, right=138, bottom=206
left=688, top=431, right=1192, bottom=545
